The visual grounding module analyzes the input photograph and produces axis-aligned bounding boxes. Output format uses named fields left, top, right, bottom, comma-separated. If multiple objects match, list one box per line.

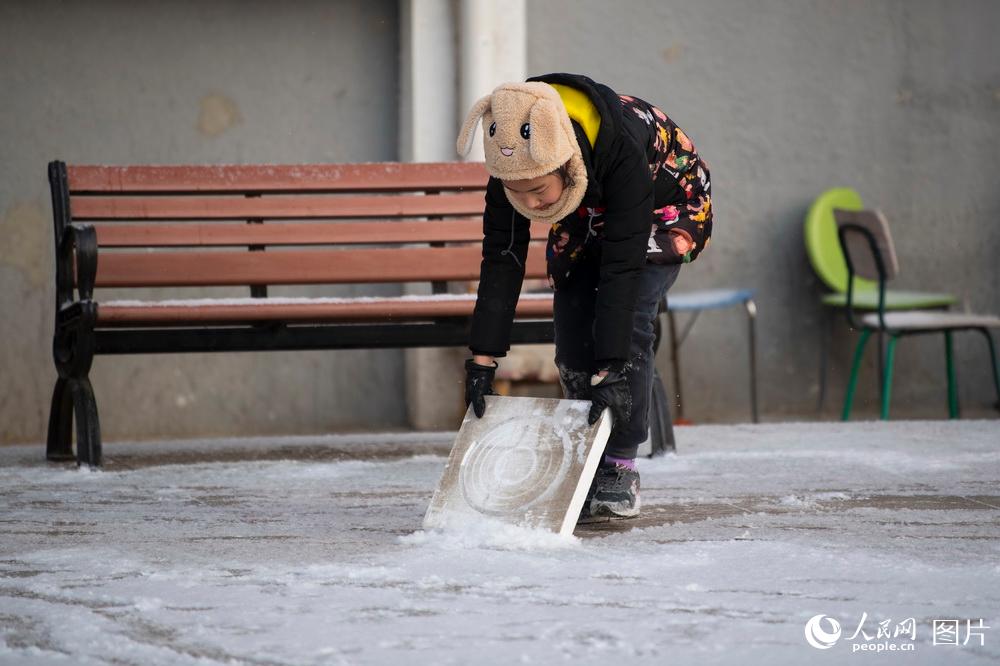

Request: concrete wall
left=527, top=0, right=1000, bottom=422
left=0, top=1, right=401, bottom=444
left=2, top=1, right=998, bottom=446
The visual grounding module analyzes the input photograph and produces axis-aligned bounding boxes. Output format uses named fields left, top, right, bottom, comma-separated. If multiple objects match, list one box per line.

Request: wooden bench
left=47, top=160, right=672, bottom=468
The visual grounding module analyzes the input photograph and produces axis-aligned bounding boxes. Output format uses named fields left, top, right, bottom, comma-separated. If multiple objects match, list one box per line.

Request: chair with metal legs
left=655, top=288, right=759, bottom=425
left=834, top=209, right=1000, bottom=420
left=805, top=188, right=958, bottom=411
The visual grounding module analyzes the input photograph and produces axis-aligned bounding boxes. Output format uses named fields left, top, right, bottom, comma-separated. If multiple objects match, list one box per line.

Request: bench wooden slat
left=49, top=159, right=572, bottom=468
left=71, top=192, right=485, bottom=221
left=92, top=220, right=551, bottom=247
left=67, top=163, right=490, bottom=194
left=92, top=246, right=548, bottom=287
left=95, top=296, right=555, bottom=327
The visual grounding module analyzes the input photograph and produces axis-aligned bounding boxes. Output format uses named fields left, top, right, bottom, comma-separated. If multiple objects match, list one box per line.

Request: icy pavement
left=1, top=421, right=998, bottom=665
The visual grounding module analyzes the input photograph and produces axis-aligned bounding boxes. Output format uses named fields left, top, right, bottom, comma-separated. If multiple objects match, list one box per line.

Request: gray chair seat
left=862, top=311, right=1000, bottom=331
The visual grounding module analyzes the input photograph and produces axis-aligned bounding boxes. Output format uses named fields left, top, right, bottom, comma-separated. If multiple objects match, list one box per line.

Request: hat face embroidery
left=458, top=82, right=574, bottom=180
left=480, top=89, right=541, bottom=172
left=497, top=123, right=530, bottom=157
left=457, top=81, right=589, bottom=221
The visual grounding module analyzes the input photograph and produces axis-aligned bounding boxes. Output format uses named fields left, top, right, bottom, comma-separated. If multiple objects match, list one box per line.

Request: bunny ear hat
left=457, top=81, right=588, bottom=222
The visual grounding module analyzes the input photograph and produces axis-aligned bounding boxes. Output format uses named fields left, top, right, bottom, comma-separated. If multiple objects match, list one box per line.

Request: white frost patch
left=778, top=491, right=853, bottom=508
left=133, top=597, right=163, bottom=612
left=402, top=515, right=580, bottom=552
left=1, top=421, right=998, bottom=665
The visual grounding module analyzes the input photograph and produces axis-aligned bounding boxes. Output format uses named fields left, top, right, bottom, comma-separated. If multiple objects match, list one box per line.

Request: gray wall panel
left=0, top=1, right=401, bottom=444
left=3, top=1, right=997, bottom=446
left=527, top=0, right=1000, bottom=421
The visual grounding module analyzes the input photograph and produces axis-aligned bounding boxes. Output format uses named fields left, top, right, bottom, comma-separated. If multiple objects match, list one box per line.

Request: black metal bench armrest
left=58, top=223, right=98, bottom=305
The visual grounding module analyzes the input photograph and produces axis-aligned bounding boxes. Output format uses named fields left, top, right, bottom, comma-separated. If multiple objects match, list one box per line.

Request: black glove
left=465, top=358, right=497, bottom=418
left=587, top=370, right=632, bottom=426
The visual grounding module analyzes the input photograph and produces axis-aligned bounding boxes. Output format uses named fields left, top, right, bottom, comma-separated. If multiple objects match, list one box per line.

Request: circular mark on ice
left=460, top=418, right=569, bottom=516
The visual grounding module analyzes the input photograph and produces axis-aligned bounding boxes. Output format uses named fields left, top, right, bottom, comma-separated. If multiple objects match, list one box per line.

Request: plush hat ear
left=527, top=97, right=568, bottom=165
left=456, top=94, right=492, bottom=157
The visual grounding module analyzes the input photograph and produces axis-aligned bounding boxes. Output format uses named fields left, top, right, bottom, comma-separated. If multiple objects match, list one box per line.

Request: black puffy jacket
left=469, top=73, right=712, bottom=366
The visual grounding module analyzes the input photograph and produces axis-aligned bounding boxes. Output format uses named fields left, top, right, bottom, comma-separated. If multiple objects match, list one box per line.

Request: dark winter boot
left=578, top=461, right=641, bottom=522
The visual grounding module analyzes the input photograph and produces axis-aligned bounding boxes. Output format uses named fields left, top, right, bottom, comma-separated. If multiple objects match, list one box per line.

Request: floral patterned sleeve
left=620, top=94, right=713, bottom=264
left=661, top=123, right=712, bottom=262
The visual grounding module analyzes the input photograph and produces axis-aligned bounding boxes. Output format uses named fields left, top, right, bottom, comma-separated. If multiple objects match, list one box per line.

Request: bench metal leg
left=50, top=301, right=102, bottom=467
left=745, top=298, right=759, bottom=423
left=650, top=301, right=676, bottom=455
left=666, top=297, right=758, bottom=424
left=648, top=366, right=675, bottom=456
left=46, top=376, right=103, bottom=467
left=46, top=377, right=75, bottom=461
left=70, top=378, right=102, bottom=467
left=980, top=328, right=1000, bottom=412
left=945, top=332, right=959, bottom=419
left=666, top=310, right=684, bottom=422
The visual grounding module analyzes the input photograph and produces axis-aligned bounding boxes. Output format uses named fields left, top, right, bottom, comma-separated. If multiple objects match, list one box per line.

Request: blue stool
left=657, top=288, right=759, bottom=424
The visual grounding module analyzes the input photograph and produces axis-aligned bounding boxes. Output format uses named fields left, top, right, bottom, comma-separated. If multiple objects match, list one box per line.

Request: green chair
left=834, top=209, right=1000, bottom=420
left=804, top=188, right=958, bottom=409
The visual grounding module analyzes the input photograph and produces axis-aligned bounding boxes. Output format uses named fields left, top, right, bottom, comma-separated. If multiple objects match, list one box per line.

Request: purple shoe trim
left=603, top=455, right=636, bottom=471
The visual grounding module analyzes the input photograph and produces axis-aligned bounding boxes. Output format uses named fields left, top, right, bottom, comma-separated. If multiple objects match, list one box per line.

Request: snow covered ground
left=1, top=420, right=998, bottom=665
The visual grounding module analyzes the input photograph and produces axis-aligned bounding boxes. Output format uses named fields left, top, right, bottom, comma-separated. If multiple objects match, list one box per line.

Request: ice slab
left=423, top=395, right=610, bottom=536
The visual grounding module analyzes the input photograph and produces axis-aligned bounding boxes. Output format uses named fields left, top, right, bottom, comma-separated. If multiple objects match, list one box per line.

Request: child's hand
left=669, top=230, right=694, bottom=256
left=588, top=370, right=631, bottom=426
left=465, top=358, right=498, bottom=418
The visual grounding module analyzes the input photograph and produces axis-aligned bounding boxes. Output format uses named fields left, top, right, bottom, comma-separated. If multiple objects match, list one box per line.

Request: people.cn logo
left=805, top=614, right=843, bottom=650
